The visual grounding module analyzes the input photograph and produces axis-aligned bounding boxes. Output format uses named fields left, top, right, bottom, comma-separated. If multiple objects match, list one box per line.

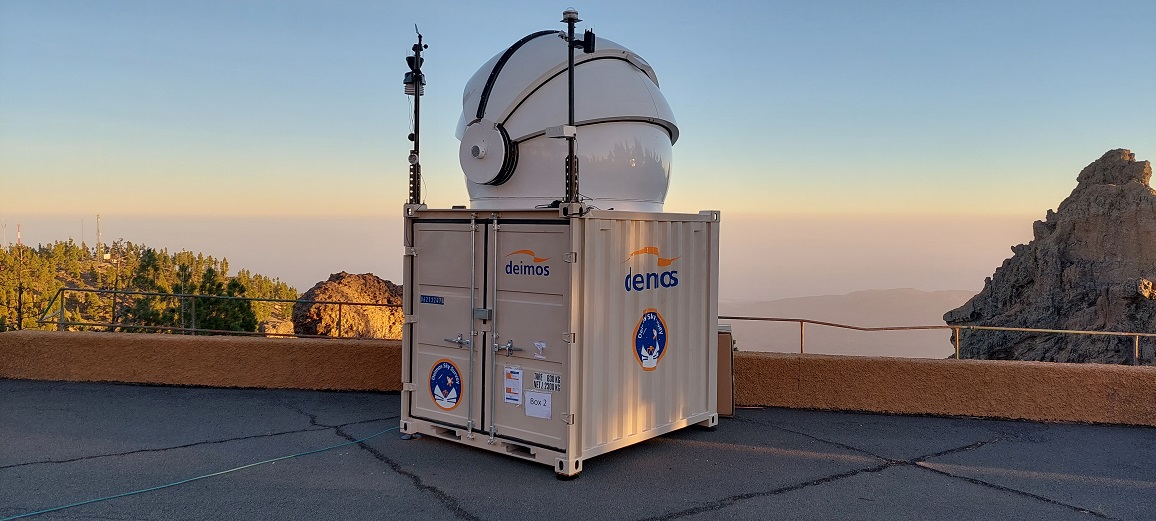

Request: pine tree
left=0, top=239, right=297, bottom=332
left=193, top=265, right=258, bottom=333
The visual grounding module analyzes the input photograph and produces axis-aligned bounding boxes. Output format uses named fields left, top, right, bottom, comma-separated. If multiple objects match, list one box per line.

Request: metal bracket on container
left=402, top=383, right=417, bottom=392
left=562, top=332, right=576, bottom=343
left=404, top=247, right=417, bottom=256
left=404, top=314, right=417, bottom=323
left=560, top=202, right=587, bottom=218
left=561, top=413, right=575, bottom=425
left=563, top=252, right=578, bottom=263
left=473, top=308, right=493, bottom=320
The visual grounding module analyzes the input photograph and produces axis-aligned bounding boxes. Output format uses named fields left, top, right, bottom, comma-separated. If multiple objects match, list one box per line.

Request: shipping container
left=400, top=207, right=720, bottom=476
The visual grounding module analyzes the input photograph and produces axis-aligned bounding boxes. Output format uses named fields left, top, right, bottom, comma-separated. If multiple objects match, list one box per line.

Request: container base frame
left=401, top=411, right=719, bottom=477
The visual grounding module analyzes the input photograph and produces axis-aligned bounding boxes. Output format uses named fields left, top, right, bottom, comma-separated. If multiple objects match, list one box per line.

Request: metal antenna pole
left=406, top=26, right=427, bottom=206
left=562, top=9, right=579, bottom=205
left=15, top=240, right=23, bottom=330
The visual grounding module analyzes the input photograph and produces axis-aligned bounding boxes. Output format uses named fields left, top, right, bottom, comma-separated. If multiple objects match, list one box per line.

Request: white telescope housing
left=404, top=19, right=720, bottom=478
left=456, top=31, right=679, bottom=211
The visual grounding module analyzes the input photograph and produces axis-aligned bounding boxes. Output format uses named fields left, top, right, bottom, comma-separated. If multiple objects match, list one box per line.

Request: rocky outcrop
left=259, top=316, right=295, bottom=337
left=945, top=149, right=1156, bottom=364
left=292, top=272, right=403, bottom=339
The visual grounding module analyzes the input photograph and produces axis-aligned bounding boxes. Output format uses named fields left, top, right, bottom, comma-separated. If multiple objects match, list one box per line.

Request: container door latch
left=494, top=340, right=523, bottom=357
left=442, top=334, right=472, bottom=349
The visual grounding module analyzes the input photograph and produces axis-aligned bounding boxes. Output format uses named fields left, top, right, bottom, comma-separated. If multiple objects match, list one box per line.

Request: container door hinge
left=562, top=332, right=576, bottom=343
left=562, top=413, right=575, bottom=425
left=563, top=252, right=578, bottom=263
left=402, top=382, right=417, bottom=392
left=404, top=247, right=417, bottom=256
left=404, top=314, right=417, bottom=324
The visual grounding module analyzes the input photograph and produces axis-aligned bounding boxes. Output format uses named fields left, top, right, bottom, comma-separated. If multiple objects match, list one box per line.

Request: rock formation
left=259, top=314, right=295, bottom=337
left=945, top=149, right=1156, bottom=364
left=292, top=272, right=404, bottom=339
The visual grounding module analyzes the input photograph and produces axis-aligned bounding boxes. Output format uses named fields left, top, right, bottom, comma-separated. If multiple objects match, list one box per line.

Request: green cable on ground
left=1, top=425, right=400, bottom=521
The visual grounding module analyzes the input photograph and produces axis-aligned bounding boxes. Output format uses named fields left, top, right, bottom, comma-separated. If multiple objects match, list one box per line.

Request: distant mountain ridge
left=720, top=288, right=975, bottom=358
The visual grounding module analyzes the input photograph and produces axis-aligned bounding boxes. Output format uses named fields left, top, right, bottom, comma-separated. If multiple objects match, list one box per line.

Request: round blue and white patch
left=429, top=359, right=463, bottom=411
left=634, top=308, right=668, bottom=371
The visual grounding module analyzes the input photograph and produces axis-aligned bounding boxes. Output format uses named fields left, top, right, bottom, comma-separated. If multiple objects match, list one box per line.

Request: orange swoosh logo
left=506, top=249, right=550, bottom=263
left=627, top=246, right=679, bottom=267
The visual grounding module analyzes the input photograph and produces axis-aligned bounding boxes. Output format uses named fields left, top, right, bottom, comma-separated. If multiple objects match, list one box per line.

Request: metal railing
left=36, top=287, right=401, bottom=339
left=718, top=315, right=1155, bottom=366
left=31, top=289, right=1152, bottom=362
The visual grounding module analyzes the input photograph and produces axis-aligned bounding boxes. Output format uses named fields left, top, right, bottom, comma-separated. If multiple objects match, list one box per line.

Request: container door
left=483, top=222, right=571, bottom=451
left=408, top=222, right=484, bottom=432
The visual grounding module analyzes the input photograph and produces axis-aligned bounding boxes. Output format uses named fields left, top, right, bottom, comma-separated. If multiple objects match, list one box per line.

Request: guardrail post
left=111, top=288, right=118, bottom=332
left=58, top=289, right=66, bottom=331
left=799, top=321, right=805, bottom=354
left=16, top=284, right=23, bottom=330
left=1134, top=335, right=1140, bottom=366
left=954, top=327, right=961, bottom=359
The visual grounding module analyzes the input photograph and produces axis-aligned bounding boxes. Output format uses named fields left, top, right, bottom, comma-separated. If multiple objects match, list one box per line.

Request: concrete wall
left=0, top=330, right=401, bottom=392
left=735, top=351, right=1156, bottom=427
left=3, top=330, right=1155, bottom=426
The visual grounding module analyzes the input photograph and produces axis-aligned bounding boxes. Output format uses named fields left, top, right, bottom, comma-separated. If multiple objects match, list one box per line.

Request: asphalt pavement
left=2, top=379, right=1154, bottom=520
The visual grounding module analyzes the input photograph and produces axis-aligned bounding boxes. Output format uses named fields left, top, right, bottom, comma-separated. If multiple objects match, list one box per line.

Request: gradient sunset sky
left=2, top=1, right=1154, bottom=299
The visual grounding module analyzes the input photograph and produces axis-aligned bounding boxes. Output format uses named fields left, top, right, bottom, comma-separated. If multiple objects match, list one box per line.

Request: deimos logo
left=633, top=308, right=668, bottom=371
left=624, top=246, right=679, bottom=292
left=505, top=249, right=550, bottom=277
left=429, top=359, right=462, bottom=411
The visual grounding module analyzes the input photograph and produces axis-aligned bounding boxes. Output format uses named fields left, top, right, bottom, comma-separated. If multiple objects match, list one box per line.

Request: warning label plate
left=532, top=372, right=562, bottom=393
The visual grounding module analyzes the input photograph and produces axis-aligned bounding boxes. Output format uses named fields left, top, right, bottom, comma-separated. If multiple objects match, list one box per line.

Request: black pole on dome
left=560, top=9, right=594, bottom=214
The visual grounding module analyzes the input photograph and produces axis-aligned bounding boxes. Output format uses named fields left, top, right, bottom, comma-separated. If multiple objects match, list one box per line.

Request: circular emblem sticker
left=429, top=359, right=463, bottom=411
left=634, top=308, right=668, bottom=371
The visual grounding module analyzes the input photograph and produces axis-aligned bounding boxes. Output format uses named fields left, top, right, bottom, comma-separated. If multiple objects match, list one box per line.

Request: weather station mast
left=404, top=26, right=427, bottom=210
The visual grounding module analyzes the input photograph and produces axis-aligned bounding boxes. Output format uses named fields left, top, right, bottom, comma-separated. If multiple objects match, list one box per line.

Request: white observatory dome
left=456, top=31, right=678, bottom=211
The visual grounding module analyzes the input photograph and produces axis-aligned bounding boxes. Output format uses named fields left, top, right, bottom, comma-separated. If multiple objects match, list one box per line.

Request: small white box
left=545, top=125, right=577, bottom=138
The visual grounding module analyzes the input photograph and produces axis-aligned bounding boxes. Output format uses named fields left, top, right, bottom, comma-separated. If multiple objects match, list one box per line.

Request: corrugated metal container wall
left=401, top=208, right=719, bottom=476
left=578, top=213, right=719, bottom=456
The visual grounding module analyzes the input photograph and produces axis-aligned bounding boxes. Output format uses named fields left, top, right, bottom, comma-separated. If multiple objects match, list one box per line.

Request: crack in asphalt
left=641, top=422, right=1113, bottom=521
left=634, top=462, right=897, bottom=520
left=0, top=428, right=327, bottom=470
left=285, top=402, right=481, bottom=520
left=730, top=416, right=895, bottom=461
left=915, top=463, right=1118, bottom=520
left=285, top=404, right=326, bottom=427
left=331, top=424, right=483, bottom=521
left=0, top=416, right=396, bottom=471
